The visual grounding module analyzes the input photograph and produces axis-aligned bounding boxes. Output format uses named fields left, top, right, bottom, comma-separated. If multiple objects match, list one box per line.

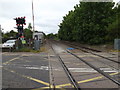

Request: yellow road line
left=3, top=54, right=37, bottom=65
left=57, top=72, right=119, bottom=87
left=4, top=68, right=50, bottom=86
left=3, top=56, right=21, bottom=65
left=26, top=77, right=49, bottom=86
left=34, top=72, right=119, bottom=90
left=32, top=85, right=66, bottom=90
left=2, top=52, right=8, bottom=54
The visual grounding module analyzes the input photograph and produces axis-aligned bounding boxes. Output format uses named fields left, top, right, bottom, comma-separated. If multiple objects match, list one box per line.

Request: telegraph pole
left=32, top=0, right=35, bottom=33
left=0, top=25, right=1, bottom=43
left=0, top=25, right=1, bottom=32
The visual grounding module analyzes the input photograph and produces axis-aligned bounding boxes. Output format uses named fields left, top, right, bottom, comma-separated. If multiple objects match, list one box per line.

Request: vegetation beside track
left=8, top=45, right=46, bottom=53
left=58, top=2, right=120, bottom=45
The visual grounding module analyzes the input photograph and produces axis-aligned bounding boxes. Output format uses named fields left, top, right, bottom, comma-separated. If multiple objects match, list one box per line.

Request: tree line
left=2, top=23, right=33, bottom=43
left=58, top=2, right=120, bottom=44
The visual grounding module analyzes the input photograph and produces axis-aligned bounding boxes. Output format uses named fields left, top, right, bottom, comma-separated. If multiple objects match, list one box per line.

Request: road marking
left=32, top=87, right=66, bottom=90
left=34, top=72, right=119, bottom=90
left=68, top=68, right=118, bottom=73
left=26, top=66, right=49, bottom=70
left=26, top=77, right=49, bottom=86
left=2, top=54, right=29, bottom=65
left=2, top=52, right=8, bottom=54
left=78, top=55, right=99, bottom=57
left=3, top=68, right=50, bottom=86
left=57, top=72, right=119, bottom=87
left=3, top=56, right=22, bottom=65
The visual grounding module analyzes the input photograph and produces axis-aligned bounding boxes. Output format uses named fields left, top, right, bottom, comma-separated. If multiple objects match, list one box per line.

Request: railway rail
left=66, top=50, right=120, bottom=86
left=60, top=41, right=119, bottom=73
left=49, top=41, right=81, bottom=90
left=48, top=40, right=120, bottom=89
left=62, top=41, right=120, bottom=64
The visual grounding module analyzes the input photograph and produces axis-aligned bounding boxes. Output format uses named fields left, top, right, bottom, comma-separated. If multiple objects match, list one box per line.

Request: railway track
left=48, top=41, right=81, bottom=90
left=66, top=50, right=120, bottom=86
left=62, top=41, right=120, bottom=64
left=60, top=41, right=119, bottom=74
left=48, top=40, right=120, bottom=89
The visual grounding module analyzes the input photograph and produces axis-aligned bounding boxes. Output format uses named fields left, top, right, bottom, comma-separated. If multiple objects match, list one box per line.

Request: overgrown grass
left=14, top=46, right=46, bottom=53
left=14, top=47, right=32, bottom=52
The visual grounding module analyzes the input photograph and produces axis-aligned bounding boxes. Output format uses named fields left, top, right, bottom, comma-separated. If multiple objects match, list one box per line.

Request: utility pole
left=0, top=25, right=1, bottom=38
left=32, top=0, right=35, bottom=33
left=0, top=25, right=1, bottom=33
left=0, top=25, right=2, bottom=37
left=0, top=25, right=2, bottom=44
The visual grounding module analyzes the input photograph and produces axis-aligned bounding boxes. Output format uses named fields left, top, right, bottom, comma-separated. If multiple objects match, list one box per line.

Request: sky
left=0, top=0, right=120, bottom=35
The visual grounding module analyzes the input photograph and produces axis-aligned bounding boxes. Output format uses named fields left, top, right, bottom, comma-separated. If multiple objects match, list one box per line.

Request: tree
left=24, top=28, right=33, bottom=40
left=106, top=3, right=120, bottom=42
left=58, top=2, right=115, bottom=44
left=24, top=23, right=33, bottom=40
left=2, top=30, right=17, bottom=42
left=46, top=33, right=58, bottom=39
left=28, top=23, right=32, bottom=30
left=3, top=30, right=17, bottom=38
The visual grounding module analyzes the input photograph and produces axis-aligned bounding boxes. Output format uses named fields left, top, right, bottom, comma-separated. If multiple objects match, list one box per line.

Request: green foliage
left=3, top=30, right=17, bottom=38
left=24, top=28, right=33, bottom=40
left=2, top=23, right=33, bottom=42
left=46, top=33, right=58, bottom=40
left=106, top=4, right=120, bottom=42
left=28, top=23, right=32, bottom=30
left=24, top=23, right=33, bottom=40
left=58, top=2, right=117, bottom=45
left=2, top=30, right=17, bottom=43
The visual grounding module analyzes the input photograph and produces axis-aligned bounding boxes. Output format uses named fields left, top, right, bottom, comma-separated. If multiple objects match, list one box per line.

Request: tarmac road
left=2, top=52, right=49, bottom=89
left=1, top=41, right=119, bottom=89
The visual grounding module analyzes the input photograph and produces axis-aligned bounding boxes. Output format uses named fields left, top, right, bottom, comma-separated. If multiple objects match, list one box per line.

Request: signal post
left=14, top=17, right=26, bottom=49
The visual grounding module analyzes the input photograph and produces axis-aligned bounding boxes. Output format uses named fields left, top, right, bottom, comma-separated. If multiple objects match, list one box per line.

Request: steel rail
left=66, top=50, right=120, bottom=86
left=64, top=42, right=120, bottom=64
left=50, top=44, right=81, bottom=90
left=76, top=46, right=120, bottom=64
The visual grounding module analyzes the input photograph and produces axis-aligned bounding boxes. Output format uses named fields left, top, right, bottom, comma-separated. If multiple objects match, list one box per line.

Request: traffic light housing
left=17, top=26, right=23, bottom=33
left=21, top=17, right=26, bottom=25
left=14, top=17, right=26, bottom=25
left=14, top=16, right=26, bottom=39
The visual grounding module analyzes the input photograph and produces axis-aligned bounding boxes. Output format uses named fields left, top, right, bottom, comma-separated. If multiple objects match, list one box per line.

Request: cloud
left=0, top=0, right=80, bottom=34
left=1, top=0, right=119, bottom=34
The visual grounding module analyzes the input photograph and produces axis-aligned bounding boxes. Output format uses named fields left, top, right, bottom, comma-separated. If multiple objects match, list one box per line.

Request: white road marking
left=68, top=68, right=118, bottom=72
left=25, top=66, right=49, bottom=70
left=78, top=55, right=98, bottom=57
left=25, top=66, right=118, bottom=73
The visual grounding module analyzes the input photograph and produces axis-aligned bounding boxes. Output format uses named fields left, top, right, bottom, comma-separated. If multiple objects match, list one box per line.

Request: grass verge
left=13, top=46, right=47, bottom=53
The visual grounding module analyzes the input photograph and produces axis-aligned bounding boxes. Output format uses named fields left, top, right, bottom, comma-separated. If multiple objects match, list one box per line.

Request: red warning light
left=21, top=36, right=24, bottom=38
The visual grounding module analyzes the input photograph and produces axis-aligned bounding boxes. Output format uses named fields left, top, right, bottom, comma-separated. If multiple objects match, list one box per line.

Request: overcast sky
left=0, top=0, right=120, bottom=34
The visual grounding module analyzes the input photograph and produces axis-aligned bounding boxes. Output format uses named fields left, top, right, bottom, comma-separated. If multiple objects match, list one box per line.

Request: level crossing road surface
left=48, top=41, right=119, bottom=89
left=1, top=41, right=120, bottom=89
left=2, top=52, right=49, bottom=89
